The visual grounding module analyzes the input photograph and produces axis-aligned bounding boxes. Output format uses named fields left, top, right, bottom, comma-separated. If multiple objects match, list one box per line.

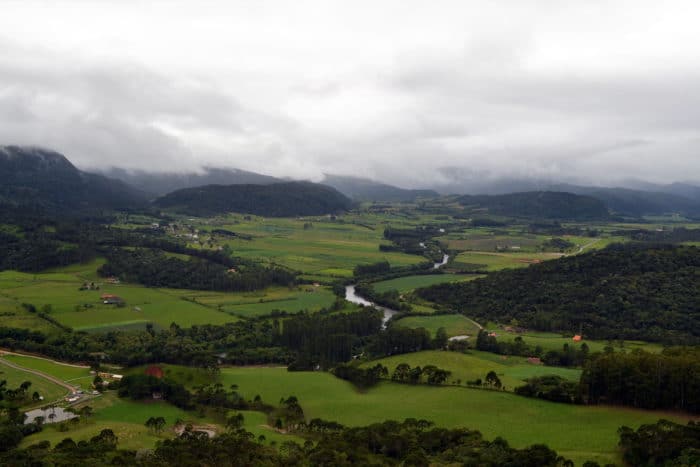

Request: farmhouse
left=100, top=293, right=124, bottom=305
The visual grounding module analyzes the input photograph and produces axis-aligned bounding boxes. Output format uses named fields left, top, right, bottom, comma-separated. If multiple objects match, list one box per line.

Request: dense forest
left=581, top=348, right=700, bottom=413
left=153, top=181, right=353, bottom=217
left=418, top=244, right=700, bottom=343
left=0, top=146, right=147, bottom=213
left=459, top=191, right=610, bottom=220
left=99, top=248, right=296, bottom=292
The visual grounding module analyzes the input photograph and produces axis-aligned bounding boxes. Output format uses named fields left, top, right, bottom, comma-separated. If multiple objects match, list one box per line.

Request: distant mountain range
left=154, top=182, right=352, bottom=217
left=3, top=145, right=700, bottom=218
left=460, top=191, right=610, bottom=221
left=0, top=146, right=148, bottom=213
left=321, top=174, right=439, bottom=202
left=102, top=167, right=282, bottom=197
left=102, top=167, right=440, bottom=203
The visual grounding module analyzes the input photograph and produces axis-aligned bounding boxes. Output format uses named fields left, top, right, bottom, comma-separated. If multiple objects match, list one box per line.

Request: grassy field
left=0, top=360, right=68, bottom=405
left=372, top=274, right=481, bottom=294
left=451, top=251, right=564, bottom=271
left=218, top=366, right=692, bottom=466
left=197, top=216, right=424, bottom=278
left=485, top=329, right=665, bottom=354
left=393, top=314, right=482, bottom=337
left=2, top=354, right=93, bottom=390
left=192, top=285, right=337, bottom=318
left=21, top=390, right=296, bottom=450
left=360, top=350, right=582, bottom=389
left=21, top=393, right=205, bottom=450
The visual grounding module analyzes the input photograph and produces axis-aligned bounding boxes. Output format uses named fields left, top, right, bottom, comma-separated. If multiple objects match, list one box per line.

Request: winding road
left=0, top=352, right=79, bottom=395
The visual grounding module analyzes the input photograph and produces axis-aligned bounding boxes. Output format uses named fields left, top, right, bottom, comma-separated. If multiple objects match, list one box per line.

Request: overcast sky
left=1, top=1, right=699, bottom=187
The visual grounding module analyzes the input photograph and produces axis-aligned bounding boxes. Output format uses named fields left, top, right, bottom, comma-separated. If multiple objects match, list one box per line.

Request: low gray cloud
left=0, top=1, right=699, bottom=188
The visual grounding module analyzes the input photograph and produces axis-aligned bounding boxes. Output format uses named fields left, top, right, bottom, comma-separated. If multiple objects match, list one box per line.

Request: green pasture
left=199, top=216, right=424, bottom=277
left=452, top=251, right=563, bottom=271
left=192, top=286, right=337, bottom=318
left=2, top=354, right=92, bottom=389
left=361, top=350, right=582, bottom=389
left=393, top=314, right=482, bottom=337
left=372, top=274, right=481, bottom=294
left=0, top=360, right=68, bottom=405
left=219, top=366, right=692, bottom=466
left=0, top=268, right=240, bottom=331
left=21, top=393, right=205, bottom=451
left=486, top=329, right=664, bottom=354
left=232, top=410, right=304, bottom=446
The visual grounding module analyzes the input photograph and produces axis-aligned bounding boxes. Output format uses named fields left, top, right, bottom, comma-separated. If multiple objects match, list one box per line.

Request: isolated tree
left=154, top=417, right=166, bottom=434
left=226, top=412, right=245, bottom=431
left=433, top=327, right=448, bottom=349
left=79, top=406, right=93, bottom=422
left=485, top=371, right=502, bottom=389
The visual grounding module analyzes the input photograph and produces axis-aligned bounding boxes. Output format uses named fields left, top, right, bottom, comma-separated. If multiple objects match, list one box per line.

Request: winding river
left=345, top=254, right=449, bottom=327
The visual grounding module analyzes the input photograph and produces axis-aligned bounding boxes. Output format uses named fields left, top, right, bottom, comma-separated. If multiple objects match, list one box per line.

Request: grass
left=486, top=329, right=665, bottom=354
left=21, top=392, right=201, bottom=450
left=452, top=251, right=563, bottom=271
left=21, top=390, right=298, bottom=450
left=193, top=286, right=337, bottom=318
left=0, top=266, right=244, bottom=331
left=360, top=350, right=582, bottom=389
left=2, top=354, right=92, bottom=389
left=372, top=274, right=482, bottom=294
left=0, top=360, right=68, bottom=405
left=219, top=366, right=692, bottom=466
left=393, top=314, right=482, bottom=337
left=198, top=216, right=424, bottom=278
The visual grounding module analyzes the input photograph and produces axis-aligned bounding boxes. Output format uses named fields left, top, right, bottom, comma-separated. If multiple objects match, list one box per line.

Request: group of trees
left=382, top=226, right=445, bottom=261
left=99, top=248, right=296, bottom=292
left=419, top=244, right=700, bottom=343
left=618, top=420, right=700, bottom=466
left=390, top=363, right=452, bottom=385
left=475, top=331, right=590, bottom=367
left=0, top=418, right=577, bottom=466
left=281, top=309, right=383, bottom=368
left=514, top=375, right=580, bottom=404
left=332, top=363, right=388, bottom=388
left=580, top=348, right=700, bottom=413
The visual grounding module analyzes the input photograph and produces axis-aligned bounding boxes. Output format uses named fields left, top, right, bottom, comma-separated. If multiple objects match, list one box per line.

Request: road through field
left=0, top=356, right=76, bottom=395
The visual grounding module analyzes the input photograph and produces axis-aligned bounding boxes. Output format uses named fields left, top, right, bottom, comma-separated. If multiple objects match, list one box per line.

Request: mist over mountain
left=102, top=167, right=283, bottom=197
left=321, top=174, right=439, bottom=202
left=459, top=191, right=610, bottom=221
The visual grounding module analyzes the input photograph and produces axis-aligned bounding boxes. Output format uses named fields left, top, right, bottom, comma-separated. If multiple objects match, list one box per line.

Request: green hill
left=0, top=146, right=147, bottom=213
left=154, top=181, right=353, bottom=217
left=418, top=244, right=700, bottom=343
left=459, top=191, right=610, bottom=220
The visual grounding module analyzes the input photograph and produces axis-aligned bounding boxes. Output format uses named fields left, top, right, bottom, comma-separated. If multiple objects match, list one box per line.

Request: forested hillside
left=459, top=191, right=610, bottom=220
left=154, top=182, right=352, bottom=216
left=0, top=146, right=147, bottom=213
left=418, top=244, right=700, bottom=343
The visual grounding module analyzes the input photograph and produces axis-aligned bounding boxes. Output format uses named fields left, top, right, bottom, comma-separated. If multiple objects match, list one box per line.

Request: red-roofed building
left=145, top=365, right=164, bottom=379
left=573, top=335, right=582, bottom=342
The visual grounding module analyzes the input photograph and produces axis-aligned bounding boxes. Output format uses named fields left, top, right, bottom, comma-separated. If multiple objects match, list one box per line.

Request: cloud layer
left=1, top=1, right=699, bottom=187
